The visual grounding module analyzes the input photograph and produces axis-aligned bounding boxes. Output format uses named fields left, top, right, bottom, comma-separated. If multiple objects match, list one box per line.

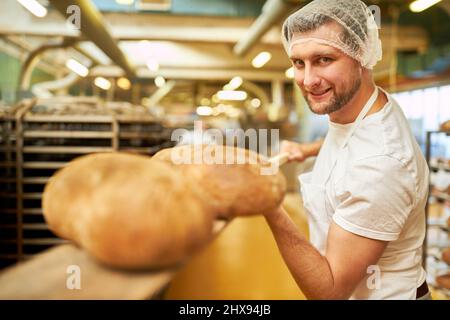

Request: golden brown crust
left=43, top=145, right=287, bottom=270
left=43, top=152, right=214, bottom=270
left=442, top=248, right=450, bottom=265
left=152, top=144, right=287, bottom=218
left=436, top=273, right=450, bottom=290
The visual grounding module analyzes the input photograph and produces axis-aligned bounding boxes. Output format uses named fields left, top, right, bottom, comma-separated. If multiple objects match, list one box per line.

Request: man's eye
left=294, top=60, right=304, bottom=67
left=318, top=57, right=333, bottom=64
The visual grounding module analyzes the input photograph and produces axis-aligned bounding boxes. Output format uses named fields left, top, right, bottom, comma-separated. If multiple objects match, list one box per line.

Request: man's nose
left=302, top=65, right=320, bottom=89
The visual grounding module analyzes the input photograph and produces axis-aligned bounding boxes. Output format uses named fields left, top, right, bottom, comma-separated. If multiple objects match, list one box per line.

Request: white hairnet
left=282, top=0, right=382, bottom=69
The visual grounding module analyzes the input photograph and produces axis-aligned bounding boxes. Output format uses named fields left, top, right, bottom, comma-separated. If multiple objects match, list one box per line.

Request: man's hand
left=280, top=139, right=324, bottom=163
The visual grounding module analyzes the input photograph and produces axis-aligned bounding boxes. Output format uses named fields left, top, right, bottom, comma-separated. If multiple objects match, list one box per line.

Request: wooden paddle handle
left=267, top=152, right=290, bottom=167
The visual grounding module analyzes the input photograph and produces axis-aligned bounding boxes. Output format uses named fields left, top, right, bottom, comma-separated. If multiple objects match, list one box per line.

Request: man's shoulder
left=353, top=98, right=421, bottom=163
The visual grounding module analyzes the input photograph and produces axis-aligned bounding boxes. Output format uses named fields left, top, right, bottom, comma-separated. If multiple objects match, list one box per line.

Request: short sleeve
left=332, top=155, right=416, bottom=241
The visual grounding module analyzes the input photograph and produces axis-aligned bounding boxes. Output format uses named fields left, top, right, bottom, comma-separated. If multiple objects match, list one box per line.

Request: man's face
left=289, top=24, right=362, bottom=115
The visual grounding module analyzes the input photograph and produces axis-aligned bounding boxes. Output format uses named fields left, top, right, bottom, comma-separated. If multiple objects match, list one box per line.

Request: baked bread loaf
left=42, top=152, right=215, bottom=270
left=152, top=144, right=287, bottom=218
left=436, top=273, right=450, bottom=290
left=43, top=145, right=287, bottom=270
left=442, top=247, right=450, bottom=265
left=440, top=120, right=450, bottom=132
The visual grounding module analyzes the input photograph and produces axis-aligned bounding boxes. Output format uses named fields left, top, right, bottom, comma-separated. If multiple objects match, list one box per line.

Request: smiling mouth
left=309, top=88, right=332, bottom=98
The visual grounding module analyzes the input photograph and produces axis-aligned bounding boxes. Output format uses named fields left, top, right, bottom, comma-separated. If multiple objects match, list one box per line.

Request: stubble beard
left=306, top=76, right=362, bottom=115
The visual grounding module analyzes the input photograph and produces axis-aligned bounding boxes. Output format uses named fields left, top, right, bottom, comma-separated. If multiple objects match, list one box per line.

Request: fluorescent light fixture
left=94, top=77, right=111, bottom=90
left=217, top=90, right=247, bottom=101
left=154, top=76, right=166, bottom=88
left=146, top=59, right=159, bottom=72
left=196, top=106, right=213, bottom=116
left=17, top=0, right=47, bottom=18
left=116, top=0, right=134, bottom=5
left=117, top=77, right=131, bottom=90
left=250, top=98, right=261, bottom=108
left=409, top=0, right=442, bottom=12
left=252, top=52, right=271, bottom=68
left=285, top=67, right=294, bottom=79
left=65, top=59, right=89, bottom=77
left=225, top=76, right=243, bottom=91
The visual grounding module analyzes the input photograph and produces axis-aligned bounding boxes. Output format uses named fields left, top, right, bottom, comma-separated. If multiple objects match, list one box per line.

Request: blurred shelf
left=24, top=131, right=113, bottom=139
left=0, top=161, right=15, bottom=168
left=0, top=239, right=17, bottom=244
left=23, top=223, right=48, bottom=230
left=23, top=115, right=113, bottom=123
left=23, top=193, right=42, bottom=200
left=430, top=164, right=450, bottom=171
left=119, top=132, right=166, bottom=139
left=22, top=162, right=66, bottom=169
left=23, top=239, right=68, bottom=245
left=23, top=177, right=50, bottom=184
left=430, top=192, right=450, bottom=202
left=23, top=209, right=43, bottom=215
left=0, top=192, right=16, bottom=198
left=428, top=242, right=450, bottom=249
left=0, top=209, right=17, bottom=214
left=1, top=99, right=175, bottom=268
left=23, top=146, right=113, bottom=154
left=428, top=223, right=450, bottom=233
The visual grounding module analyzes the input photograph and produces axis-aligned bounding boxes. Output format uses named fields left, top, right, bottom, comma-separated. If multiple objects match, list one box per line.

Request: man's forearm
left=264, top=208, right=341, bottom=300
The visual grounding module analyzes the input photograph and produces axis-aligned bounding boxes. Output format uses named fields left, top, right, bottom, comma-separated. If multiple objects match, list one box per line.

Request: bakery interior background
left=0, top=0, right=449, bottom=300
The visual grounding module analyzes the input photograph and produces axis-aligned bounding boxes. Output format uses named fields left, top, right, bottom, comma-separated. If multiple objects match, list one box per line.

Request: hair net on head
left=282, top=0, right=382, bottom=69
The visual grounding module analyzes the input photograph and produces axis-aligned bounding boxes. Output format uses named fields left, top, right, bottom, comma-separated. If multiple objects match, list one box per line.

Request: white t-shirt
left=307, top=88, right=429, bottom=299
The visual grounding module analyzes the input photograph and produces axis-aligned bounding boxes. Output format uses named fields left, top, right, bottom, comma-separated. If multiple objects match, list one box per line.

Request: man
left=267, top=0, right=430, bottom=299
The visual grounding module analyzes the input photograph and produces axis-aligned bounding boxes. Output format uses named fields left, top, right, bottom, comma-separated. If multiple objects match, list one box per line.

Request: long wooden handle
left=267, top=152, right=290, bottom=167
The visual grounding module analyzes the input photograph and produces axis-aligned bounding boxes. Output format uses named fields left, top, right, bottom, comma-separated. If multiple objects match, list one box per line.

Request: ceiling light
left=250, top=98, right=261, bottom=108
left=285, top=67, right=294, bottom=79
left=409, top=0, right=442, bottom=12
left=116, top=0, right=135, bottom=5
left=65, top=59, right=89, bottom=77
left=16, top=0, right=47, bottom=18
left=217, top=90, right=247, bottom=101
left=94, top=77, right=111, bottom=90
left=117, top=77, right=131, bottom=90
left=226, top=76, right=243, bottom=91
left=196, top=106, right=213, bottom=116
left=154, top=76, right=166, bottom=88
left=252, top=52, right=271, bottom=68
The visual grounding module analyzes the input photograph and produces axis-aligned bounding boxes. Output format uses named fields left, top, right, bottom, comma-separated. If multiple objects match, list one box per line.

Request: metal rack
left=0, top=98, right=176, bottom=269
left=0, top=102, right=21, bottom=269
left=424, top=130, right=450, bottom=297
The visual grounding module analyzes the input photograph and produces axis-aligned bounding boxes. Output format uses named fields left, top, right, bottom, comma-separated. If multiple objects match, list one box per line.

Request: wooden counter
left=0, top=220, right=227, bottom=300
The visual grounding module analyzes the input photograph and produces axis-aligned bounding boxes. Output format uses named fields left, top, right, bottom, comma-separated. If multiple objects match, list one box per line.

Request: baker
left=267, top=0, right=430, bottom=299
